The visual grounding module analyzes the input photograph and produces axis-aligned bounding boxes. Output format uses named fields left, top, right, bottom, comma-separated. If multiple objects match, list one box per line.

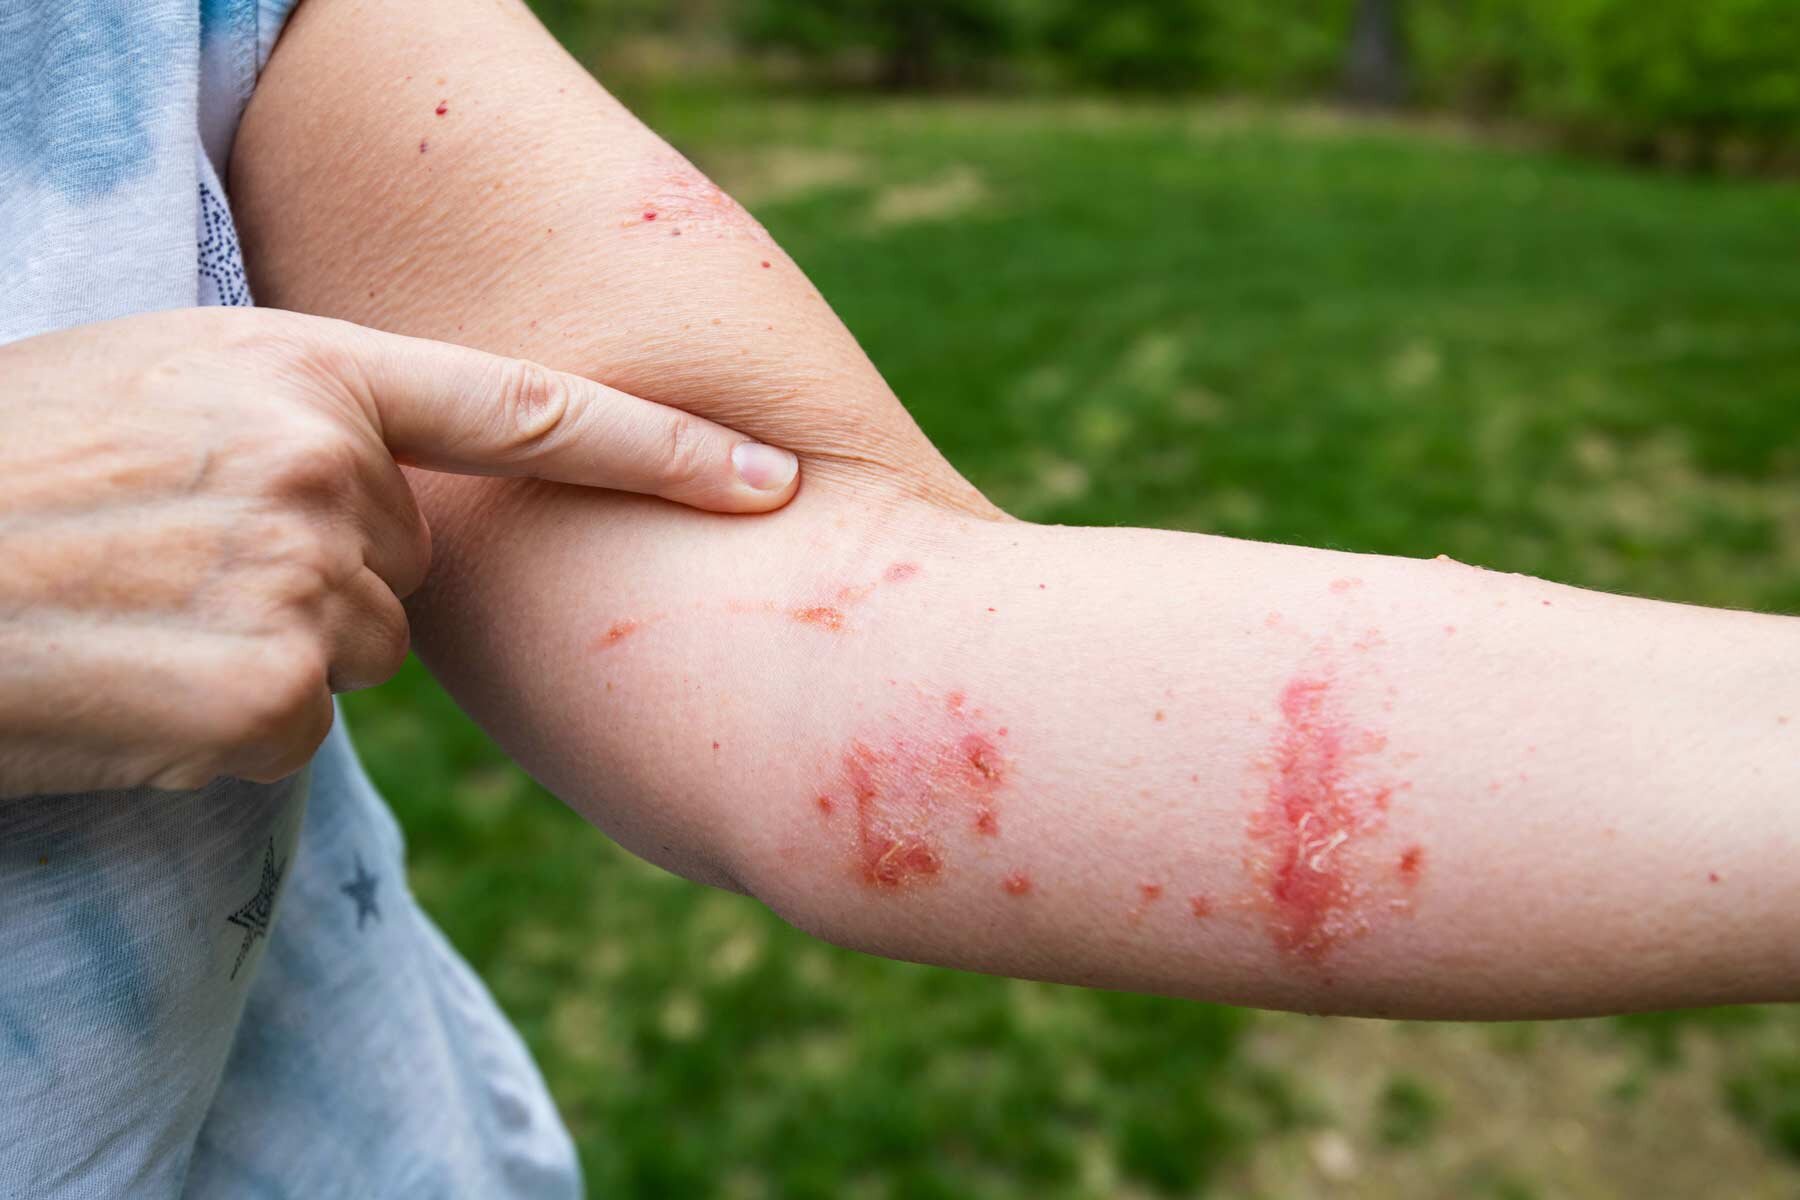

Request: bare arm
left=233, top=0, right=1800, bottom=1019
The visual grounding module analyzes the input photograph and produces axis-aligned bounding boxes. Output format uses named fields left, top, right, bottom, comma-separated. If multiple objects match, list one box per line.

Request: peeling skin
left=1246, top=670, right=1410, bottom=959
left=813, top=691, right=1011, bottom=890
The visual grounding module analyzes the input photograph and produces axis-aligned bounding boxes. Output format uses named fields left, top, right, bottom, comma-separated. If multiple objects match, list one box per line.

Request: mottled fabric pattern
left=0, top=3, right=582, bottom=1196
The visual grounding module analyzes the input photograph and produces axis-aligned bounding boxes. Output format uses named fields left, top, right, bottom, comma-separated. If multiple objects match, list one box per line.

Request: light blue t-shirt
left=0, top=3, right=582, bottom=1195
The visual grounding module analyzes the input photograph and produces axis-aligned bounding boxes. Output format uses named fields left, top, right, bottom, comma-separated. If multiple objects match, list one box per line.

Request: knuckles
left=490, top=358, right=573, bottom=462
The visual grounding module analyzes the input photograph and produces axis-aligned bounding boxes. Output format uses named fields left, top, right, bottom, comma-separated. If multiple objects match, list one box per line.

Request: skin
left=231, top=0, right=1800, bottom=1019
left=0, top=308, right=797, bottom=795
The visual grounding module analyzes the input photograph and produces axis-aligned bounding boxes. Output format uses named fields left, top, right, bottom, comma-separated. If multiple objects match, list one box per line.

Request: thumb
left=303, top=315, right=799, bottom=513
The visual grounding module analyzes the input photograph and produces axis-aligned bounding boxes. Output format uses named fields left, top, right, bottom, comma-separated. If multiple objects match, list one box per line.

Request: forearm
left=408, top=480, right=1800, bottom=1018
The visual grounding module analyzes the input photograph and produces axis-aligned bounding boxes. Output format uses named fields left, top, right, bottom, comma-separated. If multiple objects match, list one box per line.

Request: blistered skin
left=1247, top=672, right=1411, bottom=959
left=813, top=692, right=1011, bottom=889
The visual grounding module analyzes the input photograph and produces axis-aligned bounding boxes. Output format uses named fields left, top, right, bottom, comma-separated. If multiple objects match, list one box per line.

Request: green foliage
left=1411, top=0, right=1800, bottom=158
left=1376, top=1075, right=1442, bottom=1146
left=1728, top=1054, right=1800, bottom=1161
left=734, top=0, right=1025, bottom=87
left=536, top=0, right=1800, bottom=161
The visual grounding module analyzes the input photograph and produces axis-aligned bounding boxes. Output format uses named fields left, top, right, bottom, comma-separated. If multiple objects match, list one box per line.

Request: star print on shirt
left=226, top=838, right=286, bottom=981
left=341, top=854, right=381, bottom=930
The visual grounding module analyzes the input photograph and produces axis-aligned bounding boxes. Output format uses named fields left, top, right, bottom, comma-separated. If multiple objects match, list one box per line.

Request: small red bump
left=1139, top=882, right=1164, bottom=903
left=712, top=741, right=721, bottom=751
left=761, top=260, right=772, bottom=269
left=946, top=691, right=965, bottom=711
left=1444, top=624, right=1457, bottom=635
left=884, top=562, right=920, bottom=583
left=595, top=619, right=641, bottom=650
left=435, top=100, right=448, bottom=115
left=816, top=795, right=834, bottom=815
left=1542, top=599, right=1553, bottom=607
left=1398, top=844, right=1424, bottom=880
left=974, top=809, right=999, bottom=836
left=792, top=606, right=846, bottom=631
left=643, top=211, right=657, bottom=221
left=1708, top=871, right=1721, bottom=884
left=418, top=139, right=429, bottom=154
left=1001, top=871, right=1033, bottom=896
left=1189, top=894, right=1212, bottom=919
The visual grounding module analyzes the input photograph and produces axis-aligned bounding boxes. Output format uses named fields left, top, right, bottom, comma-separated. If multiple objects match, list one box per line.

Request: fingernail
left=732, top=442, right=798, bottom=492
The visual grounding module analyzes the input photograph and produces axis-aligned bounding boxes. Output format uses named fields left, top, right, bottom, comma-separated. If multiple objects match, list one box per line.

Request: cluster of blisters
left=813, top=690, right=1012, bottom=890
left=1246, top=671, right=1413, bottom=959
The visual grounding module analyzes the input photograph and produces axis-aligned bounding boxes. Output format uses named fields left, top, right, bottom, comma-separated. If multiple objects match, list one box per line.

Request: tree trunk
left=1344, top=0, right=1409, bottom=108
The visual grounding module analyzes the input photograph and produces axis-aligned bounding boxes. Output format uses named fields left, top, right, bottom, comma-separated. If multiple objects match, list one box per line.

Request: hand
left=0, top=307, right=800, bottom=797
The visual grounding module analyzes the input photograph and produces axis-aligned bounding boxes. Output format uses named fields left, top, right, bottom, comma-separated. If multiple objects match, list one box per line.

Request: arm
left=232, top=0, right=1800, bottom=1019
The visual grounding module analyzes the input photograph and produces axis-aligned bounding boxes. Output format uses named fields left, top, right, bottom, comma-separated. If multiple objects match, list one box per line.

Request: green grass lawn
left=343, top=95, right=1800, bottom=1198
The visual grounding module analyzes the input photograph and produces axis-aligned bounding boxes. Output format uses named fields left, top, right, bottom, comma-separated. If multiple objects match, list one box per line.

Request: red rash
left=813, top=693, right=1011, bottom=890
left=593, top=619, right=641, bottom=650
left=792, top=605, right=847, bottom=632
left=1247, top=673, right=1406, bottom=959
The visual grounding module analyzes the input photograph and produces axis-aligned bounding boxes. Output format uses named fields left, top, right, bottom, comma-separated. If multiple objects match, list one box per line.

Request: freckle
left=711, top=318, right=721, bottom=325
left=367, top=289, right=375, bottom=298
left=1001, top=871, right=1033, bottom=896
left=1154, top=710, right=1166, bottom=723
left=1708, top=871, right=1721, bottom=883
left=605, top=681, right=614, bottom=693
left=435, top=100, right=448, bottom=116
left=1189, top=894, right=1212, bottom=919
left=672, top=230, right=682, bottom=236
left=435, top=77, right=446, bottom=85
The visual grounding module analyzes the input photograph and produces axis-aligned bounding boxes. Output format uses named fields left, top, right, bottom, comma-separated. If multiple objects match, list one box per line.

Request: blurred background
left=344, top=1, right=1800, bottom=1195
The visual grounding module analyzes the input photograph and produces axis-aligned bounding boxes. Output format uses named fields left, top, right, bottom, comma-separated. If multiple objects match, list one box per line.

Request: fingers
left=321, top=319, right=801, bottom=513
left=322, top=567, right=412, bottom=693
